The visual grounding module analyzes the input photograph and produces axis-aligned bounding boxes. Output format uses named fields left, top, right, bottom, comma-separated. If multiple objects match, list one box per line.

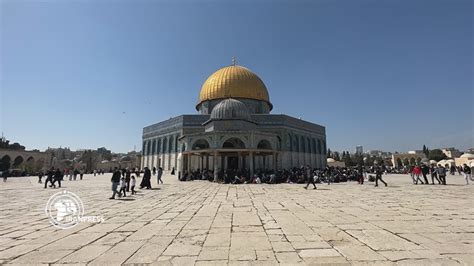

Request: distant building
left=391, top=150, right=427, bottom=168
left=355, top=145, right=363, bottom=155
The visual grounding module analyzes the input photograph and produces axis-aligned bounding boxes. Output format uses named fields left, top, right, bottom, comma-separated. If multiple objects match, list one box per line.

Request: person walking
left=2, top=169, right=8, bottom=182
left=125, top=169, right=131, bottom=192
left=430, top=165, right=441, bottom=184
left=421, top=164, right=430, bottom=184
left=54, top=168, right=62, bottom=188
left=130, top=175, right=137, bottom=195
left=437, top=164, right=447, bottom=185
left=110, top=168, right=121, bottom=199
left=462, top=164, right=471, bottom=185
left=38, top=171, right=43, bottom=184
left=118, top=177, right=127, bottom=197
left=157, top=167, right=163, bottom=185
left=140, top=167, right=151, bottom=189
left=44, top=167, right=54, bottom=188
left=374, top=165, right=387, bottom=187
left=304, top=166, right=317, bottom=189
left=413, top=165, right=424, bottom=184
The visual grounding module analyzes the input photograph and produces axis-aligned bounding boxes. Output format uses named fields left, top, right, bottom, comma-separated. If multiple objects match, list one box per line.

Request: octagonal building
left=142, top=61, right=327, bottom=178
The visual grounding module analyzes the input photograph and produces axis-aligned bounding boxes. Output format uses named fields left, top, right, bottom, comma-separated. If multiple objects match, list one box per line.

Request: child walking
left=130, top=175, right=137, bottom=195
left=119, top=176, right=127, bottom=197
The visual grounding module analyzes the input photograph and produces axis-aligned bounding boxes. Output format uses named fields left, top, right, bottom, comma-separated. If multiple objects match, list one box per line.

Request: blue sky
left=1, top=0, right=472, bottom=153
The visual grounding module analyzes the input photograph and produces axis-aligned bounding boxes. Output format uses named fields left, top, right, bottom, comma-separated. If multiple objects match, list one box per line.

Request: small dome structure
left=327, top=158, right=335, bottom=163
left=210, top=98, right=251, bottom=121
left=460, top=153, right=474, bottom=159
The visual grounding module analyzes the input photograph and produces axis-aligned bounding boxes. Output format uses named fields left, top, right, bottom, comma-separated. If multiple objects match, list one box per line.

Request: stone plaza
left=0, top=173, right=473, bottom=265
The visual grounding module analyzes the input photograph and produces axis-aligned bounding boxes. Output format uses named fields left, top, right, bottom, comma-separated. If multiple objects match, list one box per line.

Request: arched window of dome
left=192, top=139, right=210, bottom=150
left=294, top=136, right=299, bottom=153
left=306, top=137, right=312, bottom=153
left=300, top=136, right=305, bottom=153
left=222, top=138, right=246, bottom=149
left=175, top=135, right=179, bottom=152
left=162, top=137, right=167, bottom=154
left=151, top=139, right=156, bottom=155
left=157, top=139, right=161, bottom=154
left=287, top=134, right=292, bottom=152
left=257, top=139, right=272, bottom=150
left=147, top=141, right=152, bottom=156
left=168, top=137, right=173, bottom=153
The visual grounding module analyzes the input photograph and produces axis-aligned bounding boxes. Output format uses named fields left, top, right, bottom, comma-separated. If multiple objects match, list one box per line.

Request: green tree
left=428, top=149, right=447, bottom=161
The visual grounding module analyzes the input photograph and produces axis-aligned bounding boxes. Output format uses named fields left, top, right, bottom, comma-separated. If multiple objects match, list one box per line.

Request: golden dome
left=197, top=64, right=271, bottom=109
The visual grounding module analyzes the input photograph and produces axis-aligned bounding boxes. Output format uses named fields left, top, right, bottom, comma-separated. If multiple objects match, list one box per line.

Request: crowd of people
left=109, top=166, right=164, bottom=199
left=409, top=163, right=472, bottom=185
left=179, top=165, right=389, bottom=188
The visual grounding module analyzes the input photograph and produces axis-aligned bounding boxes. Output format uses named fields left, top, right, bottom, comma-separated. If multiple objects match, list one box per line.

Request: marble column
left=249, top=152, right=254, bottom=177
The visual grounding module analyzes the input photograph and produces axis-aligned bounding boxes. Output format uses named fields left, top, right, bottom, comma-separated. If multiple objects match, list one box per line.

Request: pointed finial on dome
left=232, top=56, right=236, bottom=66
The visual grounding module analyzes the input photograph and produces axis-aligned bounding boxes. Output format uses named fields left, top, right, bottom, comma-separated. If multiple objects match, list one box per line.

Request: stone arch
left=162, top=137, right=167, bottom=153
left=287, top=134, right=292, bottom=151
left=306, top=137, right=312, bottom=153
left=12, top=156, right=24, bottom=168
left=222, top=137, right=246, bottom=149
left=168, top=137, right=173, bottom=153
left=192, top=139, right=210, bottom=150
left=146, top=141, right=152, bottom=155
left=157, top=138, right=162, bottom=154
left=25, top=156, right=35, bottom=173
left=300, top=136, right=305, bottom=153
left=175, top=135, right=179, bottom=152
left=151, top=139, right=156, bottom=155
left=294, top=136, right=299, bottom=152
left=257, top=139, right=272, bottom=150
left=0, top=155, right=11, bottom=171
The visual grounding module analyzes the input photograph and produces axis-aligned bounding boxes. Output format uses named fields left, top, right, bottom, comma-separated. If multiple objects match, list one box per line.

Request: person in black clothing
left=2, top=170, right=9, bottom=182
left=45, top=167, right=55, bottom=188
left=421, top=164, right=430, bottom=185
left=374, top=165, right=387, bottom=187
left=53, top=168, right=63, bottom=188
left=125, top=169, right=131, bottom=191
left=462, top=164, right=471, bottom=185
left=38, top=171, right=43, bottom=184
left=304, top=166, right=316, bottom=189
left=140, top=167, right=152, bottom=189
left=110, top=168, right=121, bottom=199
left=152, top=167, right=156, bottom=176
